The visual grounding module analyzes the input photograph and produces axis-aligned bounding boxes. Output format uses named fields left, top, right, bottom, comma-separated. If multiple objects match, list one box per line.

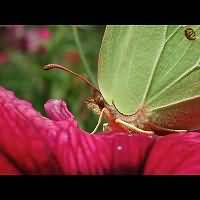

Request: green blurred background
left=0, top=25, right=106, bottom=131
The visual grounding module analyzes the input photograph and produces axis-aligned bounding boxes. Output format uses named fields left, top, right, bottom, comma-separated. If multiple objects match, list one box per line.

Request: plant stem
left=72, top=26, right=96, bottom=84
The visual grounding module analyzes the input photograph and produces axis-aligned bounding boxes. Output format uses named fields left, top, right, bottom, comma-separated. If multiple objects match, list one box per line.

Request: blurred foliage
left=0, top=25, right=106, bottom=132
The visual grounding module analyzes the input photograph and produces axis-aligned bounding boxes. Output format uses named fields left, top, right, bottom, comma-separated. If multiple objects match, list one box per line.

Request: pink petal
left=44, top=99, right=78, bottom=127
left=0, top=86, right=154, bottom=175
left=0, top=152, right=21, bottom=175
left=3, top=86, right=200, bottom=175
left=55, top=130, right=154, bottom=175
left=144, top=132, right=200, bottom=175
left=0, top=87, right=64, bottom=174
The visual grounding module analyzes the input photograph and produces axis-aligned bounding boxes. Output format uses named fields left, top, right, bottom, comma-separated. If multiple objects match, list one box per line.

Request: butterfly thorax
left=85, top=90, right=152, bottom=132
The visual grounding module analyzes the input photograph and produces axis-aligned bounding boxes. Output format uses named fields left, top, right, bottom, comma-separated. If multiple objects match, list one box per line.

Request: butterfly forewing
left=98, top=25, right=167, bottom=115
left=146, top=25, right=200, bottom=109
left=98, top=25, right=200, bottom=132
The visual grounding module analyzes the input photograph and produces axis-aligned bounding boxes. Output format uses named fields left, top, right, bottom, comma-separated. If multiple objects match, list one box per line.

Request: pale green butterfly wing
left=98, top=25, right=200, bottom=131
left=146, top=25, right=200, bottom=130
left=98, top=25, right=168, bottom=115
left=146, top=25, right=200, bottom=106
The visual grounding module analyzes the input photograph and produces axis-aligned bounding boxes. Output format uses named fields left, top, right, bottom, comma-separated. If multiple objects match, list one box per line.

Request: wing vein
left=108, top=27, right=124, bottom=103
left=141, top=26, right=168, bottom=104
left=112, top=26, right=135, bottom=103
left=157, top=38, right=191, bottom=83
left=148, top=48, right=200, bottom=105
left=148, top=39, right=192, bottom=100
left=151, top=95, right=200, bottom=111
left=166, top=25, right=182, bottom=43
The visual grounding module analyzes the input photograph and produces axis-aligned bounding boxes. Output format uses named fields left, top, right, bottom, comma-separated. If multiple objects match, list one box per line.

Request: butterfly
left=44, top=25, right=200, bottom=135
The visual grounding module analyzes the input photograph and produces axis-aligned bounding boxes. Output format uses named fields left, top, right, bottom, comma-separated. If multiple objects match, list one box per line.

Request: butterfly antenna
left=90, top=108, right=106, bottom=134
left=43, top=64, right=99, bottom=91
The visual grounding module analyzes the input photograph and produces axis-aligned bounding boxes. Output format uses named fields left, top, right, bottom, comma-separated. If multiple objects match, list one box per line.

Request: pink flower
left=22, top=27, right=51, bottom=53
left=0, top=52, right=8, bottom=64
left=7, top=25, right=25, bottom=39
left=22, top=29, right=49, bottom=53
left=1, top=26, right=50, bottom=53
left=0, top=86, right=200, bottom=175
left=37, top=27, right=51, bottom=41
left=2, top=26, right=26, bottom=50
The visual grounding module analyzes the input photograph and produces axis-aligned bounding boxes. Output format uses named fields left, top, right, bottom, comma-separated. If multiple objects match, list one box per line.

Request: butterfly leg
left=103, top=123, right=109, bottom=131
left=155, top=127, right=187, bottom=133
left=115, top=119, right=154, bottom=135
left=90, top=108, right=106, bottom=134
left=149, top=122, right=187, bottom=133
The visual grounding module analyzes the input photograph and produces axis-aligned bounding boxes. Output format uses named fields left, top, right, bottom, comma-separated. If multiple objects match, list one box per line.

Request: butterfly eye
left=185, top=27, right=196, bottom=40
left=94, top=92, right=105, bottom=109
left=97, top=96, right=105, bottom=109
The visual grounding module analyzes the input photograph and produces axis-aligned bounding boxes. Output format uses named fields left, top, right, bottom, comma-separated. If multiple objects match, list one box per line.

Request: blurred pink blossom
left=0, top=52, right=9, bottom=64
left=0, top=26, right=51, bottom=53
left=37, top=27, right=52, bottom=40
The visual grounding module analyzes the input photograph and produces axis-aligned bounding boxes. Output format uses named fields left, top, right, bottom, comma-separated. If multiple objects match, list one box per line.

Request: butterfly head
left=85, top=89, right=105, bottom=115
